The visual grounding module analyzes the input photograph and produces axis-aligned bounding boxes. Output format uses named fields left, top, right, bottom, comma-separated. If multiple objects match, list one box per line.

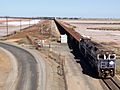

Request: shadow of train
left=67, top=36, right=99, bottom=79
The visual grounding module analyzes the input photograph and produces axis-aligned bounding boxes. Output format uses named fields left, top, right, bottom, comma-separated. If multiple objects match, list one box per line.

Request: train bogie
left=98, top=68, right=115, bottom=78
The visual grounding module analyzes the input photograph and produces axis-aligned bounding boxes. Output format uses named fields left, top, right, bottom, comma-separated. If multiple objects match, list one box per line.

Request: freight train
left=54, top=20, right=116, bottom=78
left=79, top=37, right=116, bottom=78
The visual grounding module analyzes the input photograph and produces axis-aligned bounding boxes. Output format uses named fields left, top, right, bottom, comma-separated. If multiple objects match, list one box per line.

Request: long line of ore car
left=79, top=36, right=116, bottom=78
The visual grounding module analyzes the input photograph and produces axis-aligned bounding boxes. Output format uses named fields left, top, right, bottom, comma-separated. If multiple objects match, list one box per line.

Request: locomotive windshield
left=98, top=54, right=104, bottom=60
left=97, top=54, right=116, bottom=60
left=110, top=54, right=116, bottom=59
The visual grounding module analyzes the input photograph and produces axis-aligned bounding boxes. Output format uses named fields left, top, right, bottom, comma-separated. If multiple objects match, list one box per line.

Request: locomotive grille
left=101, top=60, right=115, bottom=68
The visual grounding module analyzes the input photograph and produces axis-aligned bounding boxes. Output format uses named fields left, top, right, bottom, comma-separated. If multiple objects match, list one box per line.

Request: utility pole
left=34, top=19, right=35, bottom=25
left=20, top=19, right=22, bottom=31
left=29, top=19, right=30, bottom=27
left=49, top=22, right=52, bottom=49
left=6, top=17, right=8, bottom=36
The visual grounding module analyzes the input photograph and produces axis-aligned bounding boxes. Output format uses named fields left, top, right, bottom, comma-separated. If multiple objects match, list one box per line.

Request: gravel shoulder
left=0, top=47, right=11, bottom=90
left=50, top=43, right=104, bottom=90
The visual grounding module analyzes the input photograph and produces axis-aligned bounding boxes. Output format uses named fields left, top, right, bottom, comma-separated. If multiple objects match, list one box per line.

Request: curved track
left=0, top=43, right=38, bottom=90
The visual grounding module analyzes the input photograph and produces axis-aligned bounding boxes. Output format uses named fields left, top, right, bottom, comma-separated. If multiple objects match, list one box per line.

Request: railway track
left=102, top=77, right=120, bottom=90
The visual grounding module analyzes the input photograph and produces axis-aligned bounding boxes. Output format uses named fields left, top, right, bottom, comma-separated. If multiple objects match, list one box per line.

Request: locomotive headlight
left=109, top=61, right=114, bottom=65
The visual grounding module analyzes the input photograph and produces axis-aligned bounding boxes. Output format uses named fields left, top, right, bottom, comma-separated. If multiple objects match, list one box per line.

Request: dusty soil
left=3, top=20, right=60, bottom=52
left=5, top=20, right=55, bottom=39
left=38, top=47, right=66, bottom=90
left=62, top=19, right=120, bottom=23
left=63, top=19, right=120, bottom=31
left=0, top=48, right=11, bottom=90
left=4, top=20, right=64, bottom=90
left=5, top=19, right=120, bottom=90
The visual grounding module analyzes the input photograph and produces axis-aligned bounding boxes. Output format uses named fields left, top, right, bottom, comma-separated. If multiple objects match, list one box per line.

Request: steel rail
left=102, top=78, right=120, bottom=90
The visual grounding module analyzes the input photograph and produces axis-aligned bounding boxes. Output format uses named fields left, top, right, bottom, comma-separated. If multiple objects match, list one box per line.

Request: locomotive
left=79, top=37, right=116, bottom=78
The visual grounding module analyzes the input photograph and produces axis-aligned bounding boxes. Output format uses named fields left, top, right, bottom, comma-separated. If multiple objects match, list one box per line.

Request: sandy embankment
left=0, top=47, right=11, bottom=90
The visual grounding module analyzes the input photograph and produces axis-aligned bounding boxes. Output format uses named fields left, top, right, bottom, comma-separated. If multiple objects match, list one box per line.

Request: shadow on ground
left=71, top=49, right=99, bottom=79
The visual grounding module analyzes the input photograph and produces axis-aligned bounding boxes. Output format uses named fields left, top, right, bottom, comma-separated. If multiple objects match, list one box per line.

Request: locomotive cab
left=97, top=52, right=116, bottom=78
left=79, top=37, right=116, bottom=78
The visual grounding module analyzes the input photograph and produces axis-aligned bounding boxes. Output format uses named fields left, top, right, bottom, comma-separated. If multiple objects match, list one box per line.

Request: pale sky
left=0, top=0, right=120, bottom=18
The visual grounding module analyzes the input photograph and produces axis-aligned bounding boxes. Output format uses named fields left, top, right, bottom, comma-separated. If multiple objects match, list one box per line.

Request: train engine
left=97, top=51, right=116, bottom=78
left=79, top=37, right=116, bottom=78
